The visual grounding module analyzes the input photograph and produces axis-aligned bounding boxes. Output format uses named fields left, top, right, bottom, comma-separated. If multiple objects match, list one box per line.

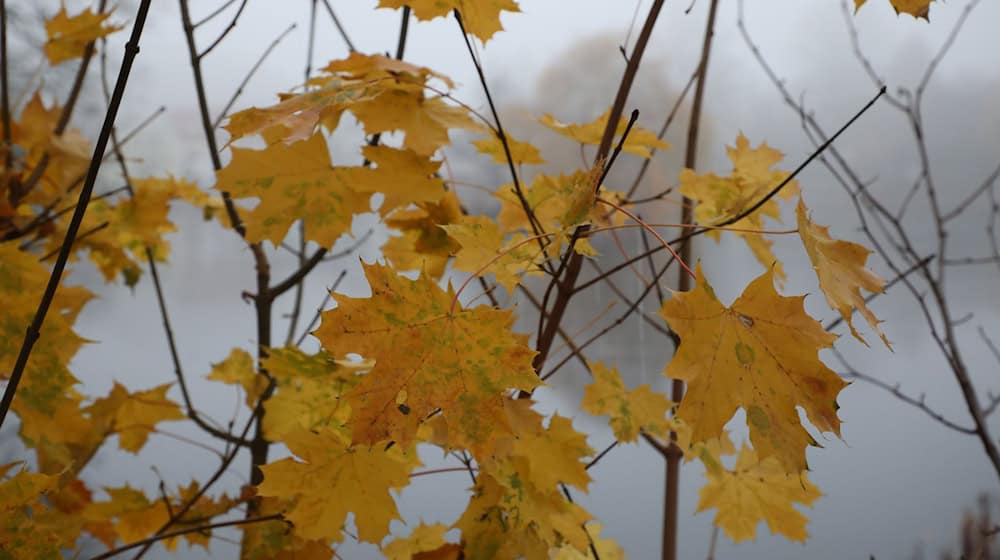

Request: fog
left=3, top=0, right=999, bottom=558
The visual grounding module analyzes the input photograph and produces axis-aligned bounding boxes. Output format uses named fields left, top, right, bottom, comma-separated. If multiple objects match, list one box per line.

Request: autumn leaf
left=206, top=348, right=266, bottom=408
left=256, top=427, right=417, bottom=542
left=313, top=262, right=540, bottom=449
left=85, top=485, right=170, bottom=545
left=214, top=133, right=369, bottom=247
left=44, top=5, right=123, bottom=65
left=698, top=445, right=821, bottom=543
left=659, top=265, right=846, bottom=472
left=854, top=0, right=933, bottom=19
left=239, top=496, right=334, bottom=560
left=383, top=191, right=463, bottom=280
left=456, top=473, right=592, bottom=558
left=86, top=382, right=185, bottom=453
left=540, top=109, right=670, bottom=158
left=551, top=523, right=624, bottom=560
left=261, top=346, right=367, bottom=440
left=378, top=0, right=520, bottom=43
left=679, top=133, right=798, bottom=281
left=442, top=215, right=545, bottom=293
left=582, top=362, right=674, bottom=443
left=383, top=523, right=460, bottom=560
left=225, top=53, right=480, bottom=155
left=473, top=131, right=545, bottom=166
left=797, top=199, right=890, bottom=348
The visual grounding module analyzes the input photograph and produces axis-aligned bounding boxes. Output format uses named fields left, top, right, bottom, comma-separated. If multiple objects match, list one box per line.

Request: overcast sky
left=5, top=0, right=1000, bottom=558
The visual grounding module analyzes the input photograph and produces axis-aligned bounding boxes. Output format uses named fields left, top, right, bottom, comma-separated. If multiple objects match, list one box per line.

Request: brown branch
left=198, top=0, right=248, bottom=59
left=0, top=0, right=152, bottom=431
left=92, top=514, right=281, bottom=559
left=320, top=0, right=357, bottom=53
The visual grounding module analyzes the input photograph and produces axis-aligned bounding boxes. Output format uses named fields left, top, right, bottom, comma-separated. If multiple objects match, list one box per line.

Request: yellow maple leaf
left=383, top=190, right=463, bottom=280
left=550, top=523, right=625, bottom=560
left=86, top=485, right=170, bottom=544
left=239, top=496, right=334, bottom=560
left=797, top=199, right=890, bottom=348
left=206, top=348, right=266, bottom=408
left=86, top=382, right=185, bottom=453
left=855, top=0, right=933, bottom=19
left=698, top=445, right=821, bottom=543
left=261, top=346, right=366, bottom=439
left=442, top=215, right=544, bottom=293
left=659, top=265, right=846, bottom=472
left=44, top=5, right=123, bottom=65
left=680, top=133, right=798, bottom=281
left=473, top=131, right=545, bottom=166
left=582, top=362, right=674, bottom=443
left=256, top=427, right=417, bottom=542
left=313, top=262, right=540, bottom=449
left=215, top=133, right=370, bottom=247
left=540, top=109, right=670, bottom=158
left=456, top=472, right=592, bottom=559
left=382, top=523, right=459, bottom=560
left=378, top=0, right=520, bottom=43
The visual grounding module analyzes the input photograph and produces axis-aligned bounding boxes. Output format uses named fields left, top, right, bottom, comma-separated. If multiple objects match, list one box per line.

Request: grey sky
left=5, top=0, right=999, bottom=558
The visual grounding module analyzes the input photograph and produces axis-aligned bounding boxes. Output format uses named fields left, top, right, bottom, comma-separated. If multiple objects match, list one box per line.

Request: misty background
left=2, top=0, right=999, bottom=558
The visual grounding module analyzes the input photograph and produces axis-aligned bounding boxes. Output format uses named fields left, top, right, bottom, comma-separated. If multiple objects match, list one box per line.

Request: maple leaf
left=260, top=346, right=366, bottom=439
left=698, top=445, right=821, bottom=543
left=473, top=131, right=545, bottom=166
left=679, top=133, right=798, bottom=281
left=216, top=133, right=446, bottom=247
left=659, top=265, right=846, bottom=472
left=442, top=215, right=544, bottom=293
left=383, top=523, right=460, bottom=560
left=456, top=473, right=592, bottom=559
left=44, top=5, right=123, bottom=65
left=225, top=53, right=480, bottom=155
left=854, top=0, right=933, bottom=19
left=86, top=485, right=169, bottom=544
left=378, top=0, right=520, bottom=43
left=582, top=362, right=675, bottom=442
left=239, top=496, right=334, bottom=560
left=550, top=523, right=625, bottom=560
left=313, top=262, right=540, bottom=448
left=797, top=199, right=890, bottom=348
left=383, top=190, right=463, bottom=280
left=0, top=466, right=74, bottom=558
left=540, top=109, right=670, bottom=158
left=206, top=348, right=266, bottom=408
left=214, top=133, right=369, bottom=247
left=256, top=427, right=417, bottom=542
left=86, top=382, right=185, bottom=453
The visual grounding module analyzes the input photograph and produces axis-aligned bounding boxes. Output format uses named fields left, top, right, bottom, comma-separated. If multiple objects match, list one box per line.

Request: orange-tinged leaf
left=582, top=362, right=674, bottom=442
left=86, top=383, right=185, bottom=453
left=215, top=133, right=370, bottom=247
left=797, top=199, right=890, bottom=349
left=383, top=523, right=458, bottom=560
left=540, top=109, right=670, bottom=158
left=349, top=91, right=483, bottom=157
left=313, top=263, right=540, bottom=448
left=378, top=0, right=520, bottom=43
left=659, top=265, right=845, bottom=472
left=44, top=6, right=123, bottom=65
left=256, top=427, right=417, bottom=542
left=697, top=445, right=821, bottom=543
left=473, top=132, right=544, bottom=166
left=679, top=133, right=798, bottom=281
left=855, top=0, right=933, bottom=19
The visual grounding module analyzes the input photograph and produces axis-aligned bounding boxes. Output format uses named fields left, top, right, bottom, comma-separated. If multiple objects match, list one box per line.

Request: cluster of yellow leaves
left=541, top=109, right=670, bottom=158
left=855, top=0, right=935, bottom=19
